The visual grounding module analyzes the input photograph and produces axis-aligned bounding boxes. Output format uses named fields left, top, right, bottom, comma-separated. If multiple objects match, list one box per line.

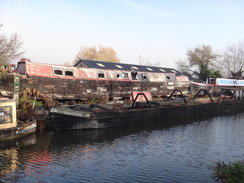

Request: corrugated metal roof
left=74, top=59, right=185, bottom=76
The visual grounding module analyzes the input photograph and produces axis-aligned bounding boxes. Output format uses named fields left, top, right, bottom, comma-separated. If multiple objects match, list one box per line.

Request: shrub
left=213, top=160, right=244, bottom=183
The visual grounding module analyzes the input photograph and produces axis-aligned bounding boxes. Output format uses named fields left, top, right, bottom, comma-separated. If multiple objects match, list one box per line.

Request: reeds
left=212, top=160, right=244, bottom=183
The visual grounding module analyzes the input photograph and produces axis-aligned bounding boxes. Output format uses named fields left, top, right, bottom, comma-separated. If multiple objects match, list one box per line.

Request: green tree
left=0, top=24, right=24, bottom=65
left=176, top=45, right=221, bottom=81
left=74, top=45, right=120, bottom=64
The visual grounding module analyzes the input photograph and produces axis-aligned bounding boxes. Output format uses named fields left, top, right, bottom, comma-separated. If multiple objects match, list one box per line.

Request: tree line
left=176, top=41, right=244, bottom=81
left=1, top=24, right=244, bottom=81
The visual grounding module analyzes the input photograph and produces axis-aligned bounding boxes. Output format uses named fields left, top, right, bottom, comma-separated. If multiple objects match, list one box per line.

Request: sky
left=1, top=0, right=244, bottom=69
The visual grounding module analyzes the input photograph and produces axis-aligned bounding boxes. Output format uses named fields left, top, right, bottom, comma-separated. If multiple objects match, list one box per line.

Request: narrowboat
left=0, top=59, right=190, bottom=102
left=190, top=78, right=244, bottom=98
left=0, top=99, right=37, bottom=141
left=49, top=91, right=244, bottom=130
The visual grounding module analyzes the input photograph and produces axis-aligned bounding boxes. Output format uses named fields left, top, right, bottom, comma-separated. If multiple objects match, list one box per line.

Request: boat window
left=171, top=70, right=177, bottom=73
left=117, top=72, right=129, bottom=79
left=159, top=69, right=165, bottom=72
left=0, top=105, right=13, bottom=124
left=65, top=70, right=73, bottom=76
left=210, top=78, right=215, bottom=84
left=124, top=73, right=129, bottom=79
left=131, top=72, right=138, bottom=80
left=116, top=73, right=121, bottom=78
left=165, top=74, right=176, bottom=82
left=141, top=73, right=149, bottom=81
left=147, top=67, right=153, bottom=71
left=98, top=71, right=105, bottom=78
left=54, top=69, right=63, bottom=76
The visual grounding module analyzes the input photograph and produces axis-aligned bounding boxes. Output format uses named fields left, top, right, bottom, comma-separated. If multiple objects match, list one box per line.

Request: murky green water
left=1, top=112, right=244, bottom=182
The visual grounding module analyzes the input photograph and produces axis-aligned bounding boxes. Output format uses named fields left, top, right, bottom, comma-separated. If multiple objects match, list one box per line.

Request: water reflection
left=0, top=148, right=19, bottom=178
left=1, top=112, right=244, bottom=182
left=0, top=134, right=37, bottom=183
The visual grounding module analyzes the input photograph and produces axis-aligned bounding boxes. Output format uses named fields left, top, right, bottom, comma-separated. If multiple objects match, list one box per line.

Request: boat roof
left=74, top=59, right=185, bottom=76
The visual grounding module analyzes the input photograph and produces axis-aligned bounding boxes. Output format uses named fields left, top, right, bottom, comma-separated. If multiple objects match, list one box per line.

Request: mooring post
left=13, top=74, right=20, bottom=108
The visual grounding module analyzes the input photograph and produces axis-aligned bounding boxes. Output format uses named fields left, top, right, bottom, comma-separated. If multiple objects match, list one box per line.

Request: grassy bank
left=212, top=160, right=244, bottom=183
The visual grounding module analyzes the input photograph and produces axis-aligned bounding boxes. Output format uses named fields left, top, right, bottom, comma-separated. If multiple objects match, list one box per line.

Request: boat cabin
left=0, top=100, right=17, bottom=130
left=5, top=59, right=191, bottom=101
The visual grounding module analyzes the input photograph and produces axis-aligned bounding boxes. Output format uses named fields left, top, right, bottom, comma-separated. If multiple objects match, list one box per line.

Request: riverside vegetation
left=213, top=160, right=244, bottom=183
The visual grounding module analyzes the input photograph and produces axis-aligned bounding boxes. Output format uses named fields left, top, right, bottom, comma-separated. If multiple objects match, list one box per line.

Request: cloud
left=123, top=0, right=173, bottom=17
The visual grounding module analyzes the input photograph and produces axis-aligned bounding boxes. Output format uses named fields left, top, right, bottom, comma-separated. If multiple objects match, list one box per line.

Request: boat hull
left=49, top=100, right=244, bottom=130
left=0, top=121, right=37, bottom=141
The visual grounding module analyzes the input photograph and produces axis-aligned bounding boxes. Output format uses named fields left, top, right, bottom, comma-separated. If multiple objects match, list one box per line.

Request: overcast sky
left=1, top=0, right=244, bottom=68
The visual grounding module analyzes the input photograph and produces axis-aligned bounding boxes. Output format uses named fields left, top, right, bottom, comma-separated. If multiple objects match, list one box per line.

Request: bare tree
left=221, top=39, right=244, bottom=78
left=0, top=25, right=24, bottom=65
left=63, top=60, right=71, bottom=66
left=138, top=56, right=160, bottom=66
left=176, top=59, right=193, bottom=77
left=74, top=45, right=120, bottom=65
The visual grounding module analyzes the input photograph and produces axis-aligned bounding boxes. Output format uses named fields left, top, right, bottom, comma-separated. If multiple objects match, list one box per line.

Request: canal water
left=1, top=112, right=244, bottom=183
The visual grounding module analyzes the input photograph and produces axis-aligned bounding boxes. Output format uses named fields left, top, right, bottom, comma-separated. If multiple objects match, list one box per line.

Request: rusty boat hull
left=49, top=100, right=244, bottom=130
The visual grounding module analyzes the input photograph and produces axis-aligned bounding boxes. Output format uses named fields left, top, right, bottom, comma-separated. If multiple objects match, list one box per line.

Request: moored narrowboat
left=190, top=78, right=244, bottom=98
left=49, top=91, right=244, bottom=130
left=0, top=99, right=37, bottom=141
left=0, top=59, right=190, bottom=102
